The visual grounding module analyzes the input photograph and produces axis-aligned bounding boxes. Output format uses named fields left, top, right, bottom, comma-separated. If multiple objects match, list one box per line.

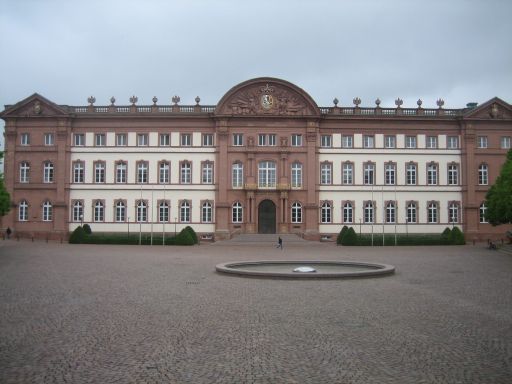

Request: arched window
left=364, top=201, right=374, bottom=223
left=42, top=201, right=52, bottom=221
left=232, top=202, right=243, bottom=223
left=291, top=202, right=302, bottom=223
left=136, top=200, right=147, bottom=222
left=291, top=162, right=303, bottom=188
left=159, top=201, right=169, bottom=222
left=43, top=162, right=54, bottom=183
left=478, top=164, right=488, bottom=185
left=20, top=162, right=30, bottom=183
left=115, top=201, right=126, bottom=222
left=320, top=202, right=331, bottom=223
left=232, top=163, right=243, bottom=188
left=258, top=161, right=276, bottom=188
left=202, top=201, right=213, bottom=223
left=94, top=201, right=104, bottom=222
left=72, top=201, right=83, bottom=222
left=18, top=200, right=28, bottom=221
left=479, top=202, right=487, bottom=223
left=407, top=202, right=417, bottom=223
left=180, top=201, right=191, bottom=223
left=343, top=202, right=353, bottom=223
left=386, top=201, right=396, bottom=223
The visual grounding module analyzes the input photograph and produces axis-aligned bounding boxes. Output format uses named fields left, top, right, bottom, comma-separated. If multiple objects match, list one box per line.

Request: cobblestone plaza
left=1, top=240, right=511, bottom=383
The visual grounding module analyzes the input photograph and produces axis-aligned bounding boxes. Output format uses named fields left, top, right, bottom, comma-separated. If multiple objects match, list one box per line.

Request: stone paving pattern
left=0, top=239, right=511, bottom=383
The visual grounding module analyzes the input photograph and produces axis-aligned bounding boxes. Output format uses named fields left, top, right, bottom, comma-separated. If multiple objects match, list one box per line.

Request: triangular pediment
left=463, top=97, right=512, bottom=119
left=0, top=93, right=69, bottom=118
left=216, top=77, right=320, bottom=117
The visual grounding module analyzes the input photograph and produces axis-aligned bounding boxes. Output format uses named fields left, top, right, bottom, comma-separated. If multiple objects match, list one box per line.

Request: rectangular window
left=363, top=135, right=374, bottom=148
left=232, top=163, right=243, bottom=188
left=74, top=134, right=85, bottom=146
left=73, top=162, right=84, bottom=183
left=320, top=163, right=332, bottom=185
left=202, top=134, right=214, bottom=146
left=202, top=162, right=213, bottom=184
left=44, top=133, right=54, bottom=146
left=385, top=163, right=396, bottom=185
left=321, top=135, right=332, bottom=148
left=447, top=136, right=459, bottom=149
left=342, top=135, right=353, bottom=148
left=427, top=164, right=438, bottom=185
left=233, top=133, right=243, bottom=146
left=406, top=136, right=417, bottom=149
left=181, top=162, right=192, bottom=184
left=137, top=162, right=148, bottom=183
left=291, top=134, right=302, bottom=147
left=406, top=163, right=417, bottom=185
left=501, top=136, right=511, bottom=149
left=268, top=134, right=276, bottom=146
left=258, top=134, right=266, bottom=146
left=94, top=162, right=105, bottom=183
left=137, top=134, right=148, bottom=146
left=342, top=163, right=353, bottom=185
left=116, top=134, right=127, bottom=146
left=159, top=162, right=170, bottom=184
left=477, top=136, right=488, bottom=149
left=20, top=133, right=30, bottom=146
left=95, top=134, right=106, bottom=146
left=20, top=162, right=30, bottom=183
left=364, top=163, right=375, bottom=185
left=448, top=164, right=459, bottom=185
left=384, top=135, right=396, bottom=148
left=426, top=136, right=438, bottom=149
left=116, top=162, right=127, bottom=183
left=180, top=133, right=191, bottom=146
left=291, top=162, right=302, bottom=188
left=160, top=134, right=170, bottom=146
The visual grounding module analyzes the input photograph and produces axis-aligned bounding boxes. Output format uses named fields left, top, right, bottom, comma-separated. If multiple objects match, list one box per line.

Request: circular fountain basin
left=216, top=260, right=395, bottom=278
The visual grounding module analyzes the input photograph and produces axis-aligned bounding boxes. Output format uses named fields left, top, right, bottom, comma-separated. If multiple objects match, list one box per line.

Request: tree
left=0, top=152, right=11, bottom=216
left=485, top=149, right=512, bottom=225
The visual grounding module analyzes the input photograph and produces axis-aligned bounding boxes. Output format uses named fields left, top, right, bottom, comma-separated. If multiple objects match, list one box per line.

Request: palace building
left=1, top=77, right=511, bottom=241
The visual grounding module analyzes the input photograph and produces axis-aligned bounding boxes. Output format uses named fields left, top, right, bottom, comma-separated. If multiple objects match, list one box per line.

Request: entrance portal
left=258, top=200, right=276, bottom=234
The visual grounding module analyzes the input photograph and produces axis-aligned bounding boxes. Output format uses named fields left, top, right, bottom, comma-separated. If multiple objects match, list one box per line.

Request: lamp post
left=174, top=217, right=177, bottom=237
left=127, top=216, right=130, bottom=237
left=80, top=214, right=83, bottom=228
left=359, top=218, right=362, bottom=236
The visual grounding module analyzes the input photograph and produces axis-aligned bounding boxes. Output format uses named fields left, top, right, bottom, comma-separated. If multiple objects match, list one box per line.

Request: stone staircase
left=215, top=233, right=309, bottom=245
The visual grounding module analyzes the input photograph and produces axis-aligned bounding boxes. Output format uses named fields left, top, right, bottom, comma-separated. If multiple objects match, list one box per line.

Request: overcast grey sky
left=1, top=0, right=511, bottom=124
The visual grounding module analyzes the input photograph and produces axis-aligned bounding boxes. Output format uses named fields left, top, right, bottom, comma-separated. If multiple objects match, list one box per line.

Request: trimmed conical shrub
left=69, top=226, right=86, bottom=244
left=450, top=226, right=466, bottom=245
left=337, top=226, right=349, bottom=245
left=341, top=227, right=358, bottom=246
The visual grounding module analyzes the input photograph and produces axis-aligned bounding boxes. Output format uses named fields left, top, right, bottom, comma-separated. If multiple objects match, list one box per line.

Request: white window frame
left=232, top=163, right=243, bottom=188
left=160, top=134, right=170, bottom=147
left=291, top=134, right=302, bottom=147
left=44, top=133, right=54, bottom=146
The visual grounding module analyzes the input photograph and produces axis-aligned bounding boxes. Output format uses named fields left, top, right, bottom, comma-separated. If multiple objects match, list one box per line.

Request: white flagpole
left=150, top=185, right=154, bottom=246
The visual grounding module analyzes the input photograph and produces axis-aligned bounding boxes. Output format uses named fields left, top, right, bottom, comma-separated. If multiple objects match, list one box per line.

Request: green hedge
left=336, top=226, right=349, bottom=245
left=343, top=232, right=466, bottom=246
left=70, top=231, right=196, bottom=246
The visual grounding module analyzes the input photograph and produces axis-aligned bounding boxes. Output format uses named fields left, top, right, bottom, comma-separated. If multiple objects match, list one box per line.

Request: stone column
left=214, top=119, right=231, bottom=240
left=53, top=118, right=70, bottom=237
left=461, top=123, right=478, bottom=238
left=304, top=120, right=319, bottom=239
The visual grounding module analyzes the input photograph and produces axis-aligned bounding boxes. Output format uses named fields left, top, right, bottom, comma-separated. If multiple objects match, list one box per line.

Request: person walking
left=277, top=236, right=283, bottom=249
